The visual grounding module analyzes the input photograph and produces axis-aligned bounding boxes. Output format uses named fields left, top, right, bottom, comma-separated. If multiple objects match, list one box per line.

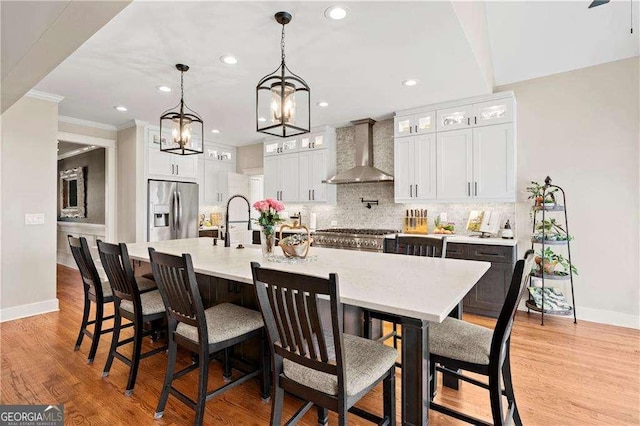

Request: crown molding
left=58, top=115, right=117, bottom=131
left=117, top=119, right=147, bottom=131
left=57, top=145, right=102, bottom=161
left=25, top=90, right=64, bottom=103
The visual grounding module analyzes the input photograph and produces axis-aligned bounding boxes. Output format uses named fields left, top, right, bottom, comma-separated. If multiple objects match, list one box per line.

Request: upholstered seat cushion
left=429, top=317, right=493, bottom=365
left=135, top=276, right=157, bottom=293
left=120, top=289, right=165, bottom=316
left=176, top=303, right=263, bottom=345
left=89, top=280, right=113, bottom=298
left=283, top=332, right=397, bottom=397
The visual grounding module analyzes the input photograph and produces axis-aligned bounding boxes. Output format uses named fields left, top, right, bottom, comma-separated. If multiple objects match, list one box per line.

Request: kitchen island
left=126, top=237, right=490, bottom=425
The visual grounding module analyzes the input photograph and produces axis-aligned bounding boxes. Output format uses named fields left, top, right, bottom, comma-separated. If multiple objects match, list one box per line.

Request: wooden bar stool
left=251, top=262, right=397, bottom=426
left=429, top=250, right=535, bottom=425
left=68, top=235, right=115, bottom=364
left=97, top=241, right=167, bottom=396
left=364, top=235, right=447, bottom=366
left=149, top=249, right=268, bottom=426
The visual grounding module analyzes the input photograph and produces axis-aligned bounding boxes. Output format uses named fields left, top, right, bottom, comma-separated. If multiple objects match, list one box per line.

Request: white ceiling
left=32, top=1, right=639, bottom=146
left=486, top=0, right=640, bottom=85
left=1, top=0, right=129, bottom=113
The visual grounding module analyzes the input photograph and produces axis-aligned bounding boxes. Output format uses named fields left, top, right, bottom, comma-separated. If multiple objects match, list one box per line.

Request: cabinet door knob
left=309, top=190, right=311, bottom=200
left=176, top=164, right=179, bottom=175
left=474, top=116, right=477, bottom=125
left=468, top=182, right=471, bottom=196
left=467, top=117, right=470, bottom=126
left=415, top=125, right=418, bottom=133
left=410, top=184, right=413, bottom=198
left=415, top=184, right=418, bottom=196
left=474, top=182, right=478, bottom=196
left=172, top=164, right=174, bottom=175
left=312, top=189, right=315, bottom=200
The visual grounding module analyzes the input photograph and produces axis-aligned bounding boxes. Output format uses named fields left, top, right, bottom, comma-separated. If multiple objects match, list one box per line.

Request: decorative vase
left=261, top=227, right=276, bottom=257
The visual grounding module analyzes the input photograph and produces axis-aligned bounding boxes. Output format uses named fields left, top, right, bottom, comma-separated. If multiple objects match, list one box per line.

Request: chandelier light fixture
left=160, top=64, right=203, bottom=155
left=256, top=11, right=310, bottom=138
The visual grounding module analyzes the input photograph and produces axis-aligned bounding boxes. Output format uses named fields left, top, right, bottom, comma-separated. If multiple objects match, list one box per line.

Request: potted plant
left=534, top=247, right=578, bottom=276
left=533, top=219, right=573, bottom=242
left=526, top=181, right=558, bottom=207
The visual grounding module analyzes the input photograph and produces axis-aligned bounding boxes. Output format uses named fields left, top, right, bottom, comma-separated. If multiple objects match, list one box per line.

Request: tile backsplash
left=203, top=118, right=516, bottom=235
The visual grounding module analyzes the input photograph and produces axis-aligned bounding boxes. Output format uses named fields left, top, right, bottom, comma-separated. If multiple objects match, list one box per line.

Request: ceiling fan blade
left=588, top=0, right=610, bottom=8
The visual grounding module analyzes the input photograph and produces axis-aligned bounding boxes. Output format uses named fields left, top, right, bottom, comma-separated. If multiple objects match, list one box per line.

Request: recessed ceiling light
left=325, top=6, right=348, bottom=20
left=258, top=117, right=267, bottom=122
left=402, top=79, right=419, bottom=87
left=114, top=105, right=128, bottom=112
left=316, top=101, right=329, bottom=107
left=211, top=129, right=220, bottom=134
left=156, top=85, right=171, bottom=92
left=219, top=55, right=238, bottom=65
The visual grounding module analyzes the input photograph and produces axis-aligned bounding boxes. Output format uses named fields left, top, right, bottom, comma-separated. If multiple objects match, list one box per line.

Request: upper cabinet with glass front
left=472, top=98, right=514, bottom=127
left=300, top=132, right=327, bottom=150
left=436, top=104, right=475, bottom=131
left=436, top=97, right=514, bottom=132
left=264, top=137, right=299, bottom=156
left=394, top=111, right=436, bottom=137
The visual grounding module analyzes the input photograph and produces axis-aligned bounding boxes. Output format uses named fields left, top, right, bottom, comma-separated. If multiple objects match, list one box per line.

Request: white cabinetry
left=472, top=124, right=514, bottom=199
left=436, top=129, right=474, bottom=200
left=299, top=150, right=329, bottom=202
left=394, top=92, right=516, bottom=203
left=436, top=97, right=514, bottom=131
left=263, top=153, right=299, bottom=202
left=394, top=111, right=436, bottom=137
left=263, top=126, right=336, bottom=204
left=147, top=129, right=198, bottom=180
left=264, top=137, right=299, bottom=156
left=436, top=125, right=515, bottom=201
left=200, top=144, right=237, bottom=205
left=394, top=134, right=436, bottom=202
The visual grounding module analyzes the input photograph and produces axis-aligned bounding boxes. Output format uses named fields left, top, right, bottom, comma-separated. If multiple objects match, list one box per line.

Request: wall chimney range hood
left=324, top=118, right=394, bottom=184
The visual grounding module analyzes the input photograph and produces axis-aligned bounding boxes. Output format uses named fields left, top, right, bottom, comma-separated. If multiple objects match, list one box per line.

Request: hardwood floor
left=1, top=264, right=638, bottom=425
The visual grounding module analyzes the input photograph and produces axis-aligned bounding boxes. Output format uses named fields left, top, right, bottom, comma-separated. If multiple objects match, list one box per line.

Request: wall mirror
left=60, top=167, right=86, bottom=218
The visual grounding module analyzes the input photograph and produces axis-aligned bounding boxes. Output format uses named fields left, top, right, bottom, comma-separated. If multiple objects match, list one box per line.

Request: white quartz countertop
left=126, top=238, right=490, bottom=323
left=199, top=226, right=219, bottom=231
left=394, top=233, right=518, bottom=247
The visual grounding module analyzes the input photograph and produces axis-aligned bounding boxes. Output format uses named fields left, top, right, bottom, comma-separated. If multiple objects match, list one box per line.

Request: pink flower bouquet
left=253, top=198, right=285, bottom=236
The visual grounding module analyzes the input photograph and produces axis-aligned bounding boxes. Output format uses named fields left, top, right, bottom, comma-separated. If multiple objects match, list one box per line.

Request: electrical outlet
left=25, top=213, right=45, bottom=225
left=330, top=220, right=338, bottom=226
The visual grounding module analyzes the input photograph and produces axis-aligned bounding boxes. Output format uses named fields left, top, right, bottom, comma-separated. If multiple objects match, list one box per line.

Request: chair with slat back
left=97, top=241, right=166, bottom=396
left=149, top=249, right=268, bottom=426
left=251, top=262, right=397, bottom=426
left=394, top=235, right=447, bottom=257
left=68, top=235, right=115, bottom=364
left=429, top=250, right=536, bottom=426
left=364, top=235, right=448, bottom=366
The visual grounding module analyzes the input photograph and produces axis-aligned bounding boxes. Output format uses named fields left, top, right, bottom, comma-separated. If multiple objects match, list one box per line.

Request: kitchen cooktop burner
left=314, top=228, right=399, bottom=236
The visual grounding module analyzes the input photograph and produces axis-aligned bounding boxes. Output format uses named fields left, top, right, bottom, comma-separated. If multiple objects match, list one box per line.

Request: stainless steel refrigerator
left=148, top=179, right=199, bottom=242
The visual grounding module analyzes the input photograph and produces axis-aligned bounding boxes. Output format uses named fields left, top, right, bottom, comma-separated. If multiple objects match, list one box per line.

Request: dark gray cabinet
left=383, top=238, right=516, bottom=317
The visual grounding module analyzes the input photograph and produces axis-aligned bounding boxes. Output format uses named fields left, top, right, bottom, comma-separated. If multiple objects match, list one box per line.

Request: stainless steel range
left=312, top=228, right=399, bottom=252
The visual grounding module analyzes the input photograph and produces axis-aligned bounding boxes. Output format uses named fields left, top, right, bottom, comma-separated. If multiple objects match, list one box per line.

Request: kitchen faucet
left=224, top=194, right=252, bottom=248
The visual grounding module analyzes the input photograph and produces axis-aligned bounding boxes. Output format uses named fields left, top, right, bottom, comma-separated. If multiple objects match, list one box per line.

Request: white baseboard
left=518, top=304, right=639, bottom=329
left=0, top=298, right=59, bottom=322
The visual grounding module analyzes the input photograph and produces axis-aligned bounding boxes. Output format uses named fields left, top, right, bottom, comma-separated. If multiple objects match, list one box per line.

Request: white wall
left=236, top=143, right=263, bottom=174
left=1, top=95, right=59, bottom=320
left=498, top=57, right=640, bottom=328
left=116, top=122, right=146, bottom=243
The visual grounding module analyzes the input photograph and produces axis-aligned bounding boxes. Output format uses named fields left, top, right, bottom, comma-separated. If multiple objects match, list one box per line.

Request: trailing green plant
left=535, top=247, right=578, bottom=276
left=534, top=219, right=573, bottom=241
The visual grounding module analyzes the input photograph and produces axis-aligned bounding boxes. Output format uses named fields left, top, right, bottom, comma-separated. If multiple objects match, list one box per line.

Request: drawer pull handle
left=478, top=252, right=502, bottom=257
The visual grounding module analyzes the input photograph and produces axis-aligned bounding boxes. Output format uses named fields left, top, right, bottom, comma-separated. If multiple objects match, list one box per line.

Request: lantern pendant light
left=160, top=64, right=204, bottom=155
left=256, top=12, right=310, bottom=138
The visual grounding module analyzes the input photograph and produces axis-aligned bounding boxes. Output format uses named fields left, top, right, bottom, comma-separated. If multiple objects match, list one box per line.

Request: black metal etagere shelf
left=527, top=176, right=577, bottom=325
